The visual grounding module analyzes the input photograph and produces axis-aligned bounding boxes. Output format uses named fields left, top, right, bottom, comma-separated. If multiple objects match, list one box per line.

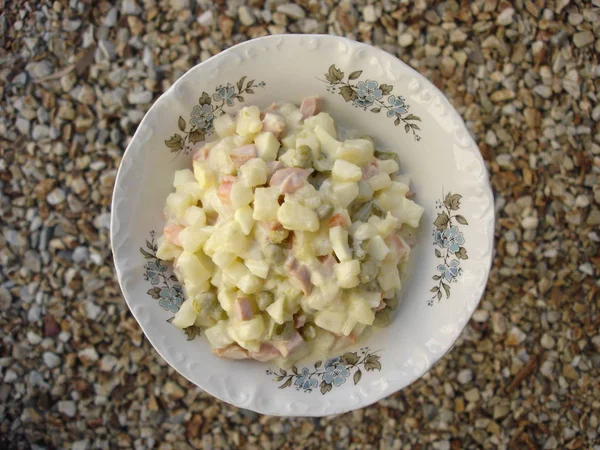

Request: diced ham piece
left=233, top=297, right=254, bottom=321
left=375, top=298, right=386, bottom=311
left=405, top=190, right=416, bottom=199
left=386, top=234, right=409, bottom=263
left=299, top=96, right=322, bottom=119
left=362, top=162, right=379, bottom=180
left=273, top=331, right=305, bottom=357
left=267, top=102, right=278, bottom=111
left=217, top=175, right=236, bottom=205
left=328, top=213, right=349, bottom=228
left=214, top=344, right=249, bottom=360
left=266, top=161, right=285, bottom=177
left=293, top=312, right=307, bottom=329
left=269, top=167, right=311, bottom=194
left=164, top=223, right=184, bottom=246
left=285, top=256, right=312, bottom=295
left=192, top=145, right=210, bottom=161
left=229, top=144, right=257, bottom=168
left=262, top=113, right=286, bottom=137
left=249, top=342, right=281, bottom=362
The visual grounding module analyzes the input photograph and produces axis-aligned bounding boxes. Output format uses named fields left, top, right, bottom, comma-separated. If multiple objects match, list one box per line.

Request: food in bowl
left=155, top=97, right=424, bottom=365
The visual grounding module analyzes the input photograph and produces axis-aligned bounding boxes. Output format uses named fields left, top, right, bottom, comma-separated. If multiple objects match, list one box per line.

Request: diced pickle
left=373, top=309, right=392, bottom=327
left=257, top=291, right=275, bottom=311
left=360, top=260, right=378, bottom=283
left=264, top=244, right=285, bottom=263
left=292, top=145, right=313, bottom=168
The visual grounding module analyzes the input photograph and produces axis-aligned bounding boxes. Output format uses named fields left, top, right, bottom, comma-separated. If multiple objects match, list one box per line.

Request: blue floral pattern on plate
left=266, top=348, right=382, bottom=394
left=430, top=192, right=469, bottom=305
left=321, top=65, right=422, bottom=140
left=164, top=76, right=266, bottom=155
left=140, top=231, right=201, bottom=340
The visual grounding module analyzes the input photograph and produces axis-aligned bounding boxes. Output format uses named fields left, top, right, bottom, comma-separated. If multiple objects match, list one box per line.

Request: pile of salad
left=156, top=97, right=423, bottom=365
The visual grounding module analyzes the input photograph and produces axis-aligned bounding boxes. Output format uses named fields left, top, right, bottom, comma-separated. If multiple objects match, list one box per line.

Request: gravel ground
left=1, top=0, right=599, bottom=449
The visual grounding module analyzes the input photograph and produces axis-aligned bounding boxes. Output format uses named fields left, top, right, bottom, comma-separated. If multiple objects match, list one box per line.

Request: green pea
left=299, top=323, right=317, bottom=341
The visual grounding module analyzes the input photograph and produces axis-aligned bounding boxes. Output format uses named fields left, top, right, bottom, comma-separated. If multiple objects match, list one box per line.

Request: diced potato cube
left=217, top=289, right=237, bottom=313
left=391, top=174, right=411, bottom=185
left=277, top=202, right=319, bottom=232
left=156, top=236, right=183, bottom=261
left=213, top=113, right=236, bottom=137
left=367, top=235, right=390, bottom=261
left=173, top=169, right=195, bottom=188
left=182, top=206, right=206, bottom=227
left=337, top=139, right=374, bottom=166
left=280, top=133, right=297, bottom=149
left=375, top=181, right=410, bottom=212
left=165, top=192, right=195, bottom=220
left=332, top=160, right=362, bottom=182
left=230, top=181, right=253, bottom=209
left=374, top=212, right=400, bottom=237
left=305, top=283, right=338, bottom=311
left=179, top=225, right=212, bottom=253
left=352, top=222, right=377, bottom=241
left=330, top=226, right=351, bottom=262
left=200, top=189, right=217, bottom=214
left=314, top=310, right=346, bottom=335
left=349, top=296, right=375, bottom=325
left=205, top=320, right=234, bottom=348
left=341, top=316, right=357, bottom=336
left=266, top=297, right=287, bottom=324
left=313, top=227, right=333, bottom=256
left=330, top=181, right=359, bottom=208
left=313, top=155, right=333, bottom=172
left=236, top=106, right=263, bottom=136
left=314, top=125, right=341, bottom=159
left=303, top=113, right=337, bottom=138
left=234, top=205, right=255, bottom=235
left=352, top=290, right=381, bottom=309
left=171, top=298, right=197, bottom=329
left=368, top=172, right=392, bottom=191
left=252, top=187, right=280, bottom=221
left=230, top=315, right=265, bottom=341
left=177, top=251, right=213, bottom=285
left=377, top=159, right=399, bottom=174
left=240, top=158, right=268, bottom=187
left=288, top=184, right=321, bottom=209
left=237, top=273, right=262, bottom=294
left=390, top=196, right=424, bottom=228
left=176, top=182, right=203, bottom=202
left=204, top=222, right=248, bottom=256
left=208, top=138, right=236, bottom=175
left=212, top=250, right=237, bottom=269
left=378, top=263, right=401, bottom=291
left=184, top=279, right=211, bottom=298
left=254, top=132, right=280, bottom=161
left=245, top=259, right=269, bottom=279
left=335, top=260, right=361, bottom=288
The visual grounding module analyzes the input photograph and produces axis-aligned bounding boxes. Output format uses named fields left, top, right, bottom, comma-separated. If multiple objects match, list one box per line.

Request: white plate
left=111, top=35, right=494, bottom=417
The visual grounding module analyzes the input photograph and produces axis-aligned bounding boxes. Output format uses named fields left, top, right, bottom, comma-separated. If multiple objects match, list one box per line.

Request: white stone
left=72, top=440, right=89, bottom=450
left=238, top=6, right=255, bottom=26
left=496, top=7, right=515, bottom=26
left=521, top=216, right=538, bottom=230
left=128, top=90, right=153, bottom=105
left=276, top=3, right=306, bottom=19
left=16, top=117, right=31, bottom=135
left=47, top=188, right=66, bottom=205
left=457, top=369, right=473, bottom=385
left=472, top=309, right=489, bottom=323
left=541, top=333, right=556, bottom=349
left=43, top=351, right=61, bottom=368
left=170, top=0, right=190, bottom=11
left=509, top=326, right=527, bottom=344
left=398, top=33, right=413, bottom=47
left=197, top=10, right=214, bottom=26
left=27, top=331, right=42, bottom=345
left=32, top=124, right=49, bottom=140
left=78, top=347, right=99, bottom=362
left=363, top=5, right=377, bottom=22
left=58, top=400, right=77, bottom=417
left=122, top=0, right=142, bottom=15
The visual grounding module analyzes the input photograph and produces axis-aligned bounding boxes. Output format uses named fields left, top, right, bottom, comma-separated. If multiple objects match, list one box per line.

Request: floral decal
left=429, top=193, right=469, bottom=305
left=140, top=231, right=201, bottom=340
left=321, top=65, right=422, bottom=140
left=266, top=348, right=381, bottom=394
left=165, top=77, right=266, bottom=155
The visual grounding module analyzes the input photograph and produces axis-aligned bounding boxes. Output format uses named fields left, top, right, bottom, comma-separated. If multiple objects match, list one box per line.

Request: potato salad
left=156, top=97, right=424, bottom=365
